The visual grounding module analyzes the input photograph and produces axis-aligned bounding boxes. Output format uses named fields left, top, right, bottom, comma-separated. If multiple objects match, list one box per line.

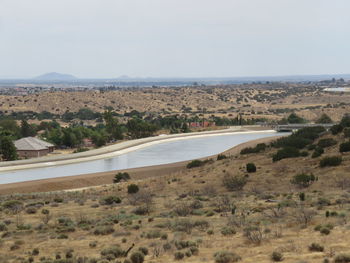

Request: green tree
left=287, top=113, right=306, bottom=124
left=0, top=119, right=20, bottom=138
left=20, top=119, right=36, bottom=137
left=316, top=113, right=333, bottom=124
left=126, top=118, right=158, bottom=139
left=103, top=110, right=123, bottom=140
left=0, top=136, right=18, bottom=160
left=62, top=129, right=78, bottom=147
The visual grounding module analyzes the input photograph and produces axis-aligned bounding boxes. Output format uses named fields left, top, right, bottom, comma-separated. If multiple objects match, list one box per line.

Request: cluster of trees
left=272, top=126, right=326, bottom=162
left=269, top=114, right=350, bottom=164
left=331, top=114, right=350, bottom=135
left=0, top=119, right=39, bottom=160
left=279, top=113, right=307, bottom=124
left=279, top=113, right=333, bottom=125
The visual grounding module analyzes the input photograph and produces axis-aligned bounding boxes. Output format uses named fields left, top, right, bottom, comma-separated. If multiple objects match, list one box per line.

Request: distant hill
left=35, top=72, right=77, bottom=80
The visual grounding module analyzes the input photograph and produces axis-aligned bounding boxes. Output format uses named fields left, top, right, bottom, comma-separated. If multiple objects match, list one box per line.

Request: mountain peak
left=35, top=72, right=77, bottom=80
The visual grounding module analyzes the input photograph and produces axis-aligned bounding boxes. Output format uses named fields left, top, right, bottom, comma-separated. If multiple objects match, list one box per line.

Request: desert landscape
left=2, top=0, right=350, bottom=262
left=0, top=83, right=349, bottom=124
left=0, top=117, right=349, bottom=263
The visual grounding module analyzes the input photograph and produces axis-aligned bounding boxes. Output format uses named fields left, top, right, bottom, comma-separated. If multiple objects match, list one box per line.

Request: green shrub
left=320, top=227, right=331, bottom=235
left=93, top=226, right=115, bottom=235
left=287, top=113, right=306, bottom=124
left=299, top=192, right=305, bottom=201
left=307, top=144, right=316, bottom=150
left=220, top=226, right=236, bottom=236
left=0, top=223, right=7, bottom=231
left=214, top=251, right=241, bottom=263
left=113, top=172, right=130, bottom=183
left=73, top=147, right=89, bottom=153
left=340, top=115, right=350, bottom=127
left=127, top=184, right=139, bottom=194
left=318, top=138, right=337, bottom=148
left=130, top=252, right=144, bottom=263
left=334, top=254, right=350, bottom=263
left=272, top=147, right=300, bottom=162
left=222, top=174, right=247, bottom=191
left=190, top=246, right=199, bottom=255
left=138, top=247, right=148, bottom=256
left=89, top=241, right=98, bottom=248
left=308, top=243, right=324, bottom=252
left=25, top=207, right=37, bottom=214
left=273, top=137, right=311, bottom=149
left=271, top=251, right=284, bottom=261
left=312, top=146, right=324, bottom=158
left=101, top=245, right=124, bottom=259
left=53, top=197, right=63, bottom=203
left=316, top=113, right=333, bottom=124
left=17, top=224, right=32, bottom=230
left=57, top=233, right=68, bottom=239
left=300, top=151, right=308, bottom=157
left=145, top=230, right=162, bottom=239
left=272, top=126, right=325, bottom=151
left=320, top=156, right=342, bottom=167
left=246, top=163, right=256, bottom=173
left=2, top=200, right=23, bottom=213
left=340, top=141, right=350, bottom=153
left=217, top=154, right=227, bottom=160
left=344, top=128, right=350, bottom=138
left=186, top=159, right=210, bottom=168
left=290, top=173, right=316, bottom=188
left=331, top=124, right=344, bottom=135
left=174, top=240, right=197, bottom=250
left=32, top=248, right=40, bottom=255
left=240, top=143, right=266, bottom=154
left=174, top=252, right=185, bottom=260
left=99, top=196, right=121, bottom=205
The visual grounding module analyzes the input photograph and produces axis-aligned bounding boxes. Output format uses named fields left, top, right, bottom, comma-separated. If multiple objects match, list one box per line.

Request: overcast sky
left=0, top=0, right=349, bottom=78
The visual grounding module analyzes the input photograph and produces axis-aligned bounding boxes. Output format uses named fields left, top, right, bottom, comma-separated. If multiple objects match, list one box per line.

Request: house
left=14, top=137, right=55, bottom=158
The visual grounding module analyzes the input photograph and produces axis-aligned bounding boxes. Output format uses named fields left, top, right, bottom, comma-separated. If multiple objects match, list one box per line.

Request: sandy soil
left=0, top=135, right=282, bottom=195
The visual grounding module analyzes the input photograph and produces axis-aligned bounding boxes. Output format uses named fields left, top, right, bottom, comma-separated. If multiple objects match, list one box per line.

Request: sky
left=0, top=0, right=350, bottom=79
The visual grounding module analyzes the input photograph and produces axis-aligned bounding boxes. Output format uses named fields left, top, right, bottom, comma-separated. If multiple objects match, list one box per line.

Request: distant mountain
left=117, top=75, right=130, bottom=79
left=35, top=72, right=77, bottom=80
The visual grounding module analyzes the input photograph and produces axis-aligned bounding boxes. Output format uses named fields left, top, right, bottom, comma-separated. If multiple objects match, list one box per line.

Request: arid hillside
left=1, top=85, right=350, bottom=122
left=0, top=124, right=350, bottom=263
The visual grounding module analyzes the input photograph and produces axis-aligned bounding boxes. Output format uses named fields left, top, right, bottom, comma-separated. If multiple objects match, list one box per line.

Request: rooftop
left=14, top=137, right=54, bottom=151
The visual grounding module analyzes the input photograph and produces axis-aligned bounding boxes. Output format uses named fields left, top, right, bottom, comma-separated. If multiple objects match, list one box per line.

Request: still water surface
left=0, top=131, right=283, bottom=184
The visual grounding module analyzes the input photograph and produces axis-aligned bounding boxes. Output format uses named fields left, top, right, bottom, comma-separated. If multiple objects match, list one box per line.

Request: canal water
left=0, top=131, right=283, bottom=184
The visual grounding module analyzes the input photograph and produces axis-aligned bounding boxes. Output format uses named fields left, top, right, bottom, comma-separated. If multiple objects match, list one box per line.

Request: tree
left=0, top=136, right=18, bottom=160
left=316, top=113, right=333, bottom=124
left=91, top=132, right=107, bottom=147
left=126, top=118, right=158, bottom=139
left=20, top=119, right=36, bottom=137
left=287, top=113, right=306, bottom=124
left=0, top=119, right=20, bottom=138
left=62, top=129, right=78, bottom=147
left=103, top=110, right=123, bottom=140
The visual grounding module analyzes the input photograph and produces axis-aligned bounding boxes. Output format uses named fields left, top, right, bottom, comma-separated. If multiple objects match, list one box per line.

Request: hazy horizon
left=1, top=0, right=350, bottom=79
